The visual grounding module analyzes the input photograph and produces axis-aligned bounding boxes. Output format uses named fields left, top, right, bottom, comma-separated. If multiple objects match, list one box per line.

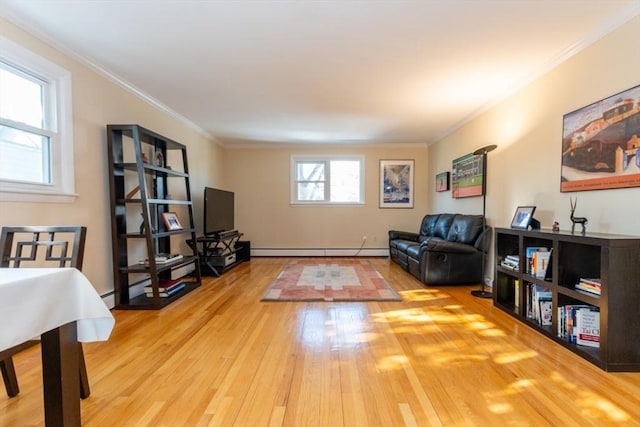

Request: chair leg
left=78, top=344, right=90, bottom=399
left=1, top=357, right=20, bottom=397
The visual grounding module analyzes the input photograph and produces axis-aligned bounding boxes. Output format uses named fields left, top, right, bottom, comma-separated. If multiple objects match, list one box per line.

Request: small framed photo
left=161, top=212, right=183, bottom=231
left=435, top=171, right=450, bottom=192
left=510, top=206, right=536, bottom=229
left=379, top=159, right=414, bottom=208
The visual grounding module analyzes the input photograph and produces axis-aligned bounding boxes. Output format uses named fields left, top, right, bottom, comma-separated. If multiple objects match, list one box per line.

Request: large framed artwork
left=451, top=153, right=484, bottom=198
left=561, top=84, right=640, bottom=192
left=379, top=159, right=414, bottom=208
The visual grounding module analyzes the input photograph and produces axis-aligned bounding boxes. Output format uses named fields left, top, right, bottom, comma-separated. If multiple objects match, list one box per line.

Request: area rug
left=261, top=259, right=401, bottom=302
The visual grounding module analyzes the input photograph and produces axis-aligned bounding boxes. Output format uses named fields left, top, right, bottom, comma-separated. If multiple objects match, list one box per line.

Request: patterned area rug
left=261, top=259, right=401, bottom=302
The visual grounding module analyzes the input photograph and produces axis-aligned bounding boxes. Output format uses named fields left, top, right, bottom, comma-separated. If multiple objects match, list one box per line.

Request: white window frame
left=0, top=35, right=75, bottom=203
left=290, top=154, right=365, bottom=205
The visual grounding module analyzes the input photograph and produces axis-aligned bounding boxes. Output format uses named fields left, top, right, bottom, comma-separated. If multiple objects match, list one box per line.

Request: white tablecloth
left=0, top=268, right=115, bottom=352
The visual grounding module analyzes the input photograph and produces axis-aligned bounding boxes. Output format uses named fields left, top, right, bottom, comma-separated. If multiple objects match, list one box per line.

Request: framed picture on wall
left=435, top=171, right=450, bottom=192
left=379, top=159, right=414, bottom=208
left=561, top=83, right=640, bottom=192
left=451, top=153, right=484, bottom=198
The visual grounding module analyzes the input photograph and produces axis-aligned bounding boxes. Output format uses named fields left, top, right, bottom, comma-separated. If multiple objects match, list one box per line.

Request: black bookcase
left=494, top=227, right=640, bottom=371
left=107, top=124, right=201, bottom=309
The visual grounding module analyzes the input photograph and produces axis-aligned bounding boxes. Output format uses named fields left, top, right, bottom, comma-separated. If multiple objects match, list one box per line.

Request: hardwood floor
left=2, top=257, right=640, bottom=426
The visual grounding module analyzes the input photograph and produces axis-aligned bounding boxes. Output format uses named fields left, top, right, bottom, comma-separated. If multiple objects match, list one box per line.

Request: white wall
left=428, top=16, right=640, bottom=237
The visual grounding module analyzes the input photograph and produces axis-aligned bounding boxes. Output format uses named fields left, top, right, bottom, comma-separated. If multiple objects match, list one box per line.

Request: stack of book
left=139, top=253, right=183, bottom=265
left=144, top=278, right=186, bottom=298
left=575, top=278, right=601, bottom=296
left=557, top=305, right=600, bottom=348
left=500, top=255, right=519, bottom=270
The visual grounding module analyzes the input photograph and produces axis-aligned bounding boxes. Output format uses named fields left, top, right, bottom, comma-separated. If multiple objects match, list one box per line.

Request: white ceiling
left=1, top=1, right=638, bottom=146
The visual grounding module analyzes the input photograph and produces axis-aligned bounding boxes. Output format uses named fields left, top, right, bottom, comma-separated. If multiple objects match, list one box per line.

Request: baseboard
left=250, top=248, right=389, bottom=257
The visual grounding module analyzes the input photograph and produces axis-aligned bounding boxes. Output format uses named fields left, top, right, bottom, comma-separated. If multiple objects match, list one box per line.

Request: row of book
left=144, top=278, right=186, bottom=298
left=525, top=247, right=552, bottom=279
left=500, top=247, right=552, bottom=280
left=525, top=283, right=552, bottom=326
left=557, top=305, right=600, bottom=348
left=575, top=278, right=601, bottom=296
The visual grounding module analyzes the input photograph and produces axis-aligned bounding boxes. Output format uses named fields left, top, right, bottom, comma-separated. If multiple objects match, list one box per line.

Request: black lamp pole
left=471, top=144, right=497, bottom=299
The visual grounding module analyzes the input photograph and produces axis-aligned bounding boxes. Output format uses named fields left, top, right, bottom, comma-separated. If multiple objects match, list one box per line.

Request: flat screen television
left=204, top=187, right=234, bottom=235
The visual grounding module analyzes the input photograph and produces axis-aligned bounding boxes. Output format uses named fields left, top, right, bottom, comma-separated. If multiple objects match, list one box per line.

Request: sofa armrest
left=421, top=240, right=480, bottom=254
left=388, top=230, right=419, bottom=242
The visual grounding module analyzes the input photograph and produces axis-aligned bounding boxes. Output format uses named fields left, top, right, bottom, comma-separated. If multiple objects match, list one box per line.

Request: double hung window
left=291, top=155, right=364, bottom=205
left=0, top=36, right=74, bottom=202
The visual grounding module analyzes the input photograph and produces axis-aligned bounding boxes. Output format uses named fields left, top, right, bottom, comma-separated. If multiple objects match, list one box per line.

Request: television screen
left=204, top=187, right=234, bottom=235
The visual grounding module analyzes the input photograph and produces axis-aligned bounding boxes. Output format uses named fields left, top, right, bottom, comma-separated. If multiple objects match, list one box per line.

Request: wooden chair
left=0, top=226, right=91, bottom=399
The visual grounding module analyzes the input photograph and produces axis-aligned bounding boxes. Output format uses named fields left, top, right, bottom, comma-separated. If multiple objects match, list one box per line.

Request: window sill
left=0, top=188, right=79, bottom=203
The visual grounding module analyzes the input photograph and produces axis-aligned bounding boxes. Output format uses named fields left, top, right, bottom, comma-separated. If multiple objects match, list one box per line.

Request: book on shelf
left=139, top=253, right=183, bottom=265
left=575, top=308, right=600, bottom=348
left=533, top=249, right=552, bottom=279
left=525, top=247, right=549, bottom=275
left=557, top=304, right=597, bottom=344
left=145, top=282, right=186, bottom=298
left=526, top=283, right=551, bottom=324
left=514, top=279, right=520, bottom=310
left=501, top=254, right=519, bottom=270
left=575, top=278, right=601, bottom=296
left=144, top=278, right=184, bottom=292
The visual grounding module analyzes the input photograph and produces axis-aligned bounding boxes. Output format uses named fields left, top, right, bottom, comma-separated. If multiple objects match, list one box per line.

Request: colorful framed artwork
left=451, top=153, right=484, bottom=198
left=561, top=84, right=640, bottom=192
left=379, top=159, right=414, bottom=208
left=435, top=171, right=450, bottom=192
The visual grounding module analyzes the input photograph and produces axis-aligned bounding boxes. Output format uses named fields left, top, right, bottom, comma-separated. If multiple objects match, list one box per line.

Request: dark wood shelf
left=494, top=227, right=640, bottom=371
left=107, top=124, right=202, bottom=310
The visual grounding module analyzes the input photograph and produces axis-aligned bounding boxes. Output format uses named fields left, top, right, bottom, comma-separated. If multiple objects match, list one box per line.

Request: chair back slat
left=0, top=226, right=87, bottom=270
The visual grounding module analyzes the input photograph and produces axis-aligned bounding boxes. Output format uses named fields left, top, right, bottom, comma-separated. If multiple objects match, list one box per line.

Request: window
left=291, top=155, right=364, bottom=204
left=0, top=36, right=75, bottom=203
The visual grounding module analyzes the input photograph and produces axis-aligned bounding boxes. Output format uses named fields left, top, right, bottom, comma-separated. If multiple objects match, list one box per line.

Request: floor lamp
left=471, top=144, right=497, bottom=299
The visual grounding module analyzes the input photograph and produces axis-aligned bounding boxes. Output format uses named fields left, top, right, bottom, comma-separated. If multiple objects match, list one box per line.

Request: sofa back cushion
left=446, top=214, right=484, bottom=245
left=432, top=214, right=456, bottom=240
left=418, top=214, right=440, bottom=243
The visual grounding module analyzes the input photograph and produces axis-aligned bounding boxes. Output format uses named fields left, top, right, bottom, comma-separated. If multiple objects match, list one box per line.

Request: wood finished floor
left=2, top=257, right=640, bottom=426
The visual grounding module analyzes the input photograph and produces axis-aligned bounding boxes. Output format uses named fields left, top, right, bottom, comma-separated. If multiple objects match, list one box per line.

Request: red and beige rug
left=261, top=258, right=401, bottom=302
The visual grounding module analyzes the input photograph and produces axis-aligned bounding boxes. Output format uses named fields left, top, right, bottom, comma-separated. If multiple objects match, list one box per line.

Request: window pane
left=0, top=124, right=50, bottom=184
left=297, top=162, right=324, bottom=181
left=330, top=160, right=360, bottom=202
left=297, top=182, right=324, bottom=201
left=0, top=65, right=44, bottom=128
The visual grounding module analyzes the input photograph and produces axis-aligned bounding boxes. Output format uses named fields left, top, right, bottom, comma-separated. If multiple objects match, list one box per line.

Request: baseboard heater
left=250, top=248, right=389, bottom=257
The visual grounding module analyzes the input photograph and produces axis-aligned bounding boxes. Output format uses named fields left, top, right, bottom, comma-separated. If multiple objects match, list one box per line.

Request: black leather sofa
left=388, top=213, right=491, bottom=285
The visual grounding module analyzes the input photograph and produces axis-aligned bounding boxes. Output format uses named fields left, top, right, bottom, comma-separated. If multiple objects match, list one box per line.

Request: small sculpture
left=552, top=221, right=560, bottom=232
left=570, top=197, right=587, bottom=234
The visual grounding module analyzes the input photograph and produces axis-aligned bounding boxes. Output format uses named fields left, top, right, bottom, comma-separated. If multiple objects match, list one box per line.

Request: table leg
left=41, top=322, right=80, bottom=427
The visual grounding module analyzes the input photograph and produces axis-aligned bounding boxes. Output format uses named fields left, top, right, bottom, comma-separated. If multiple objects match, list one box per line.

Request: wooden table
left=0, top=268, right=115, bottom=426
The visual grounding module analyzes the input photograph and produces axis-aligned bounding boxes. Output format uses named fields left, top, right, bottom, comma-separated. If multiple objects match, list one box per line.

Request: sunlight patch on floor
left=493, top=350, right=539, bottom=364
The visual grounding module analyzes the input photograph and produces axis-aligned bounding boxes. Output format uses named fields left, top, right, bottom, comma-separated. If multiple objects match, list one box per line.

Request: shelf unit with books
left=107, top=124, right=201, bottom=310
left=494, top=227, right=640, bottom=371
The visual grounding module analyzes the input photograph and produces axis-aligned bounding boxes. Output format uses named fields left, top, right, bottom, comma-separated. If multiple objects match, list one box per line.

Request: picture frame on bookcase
left=510, top=206, right=536, bottom=229
left=161, top=212, right=183, bottom=231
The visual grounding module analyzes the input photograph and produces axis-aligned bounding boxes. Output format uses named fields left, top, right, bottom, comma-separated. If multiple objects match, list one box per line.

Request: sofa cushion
left=432, top=213, right=456, bottom=240
left=393, top=239, right=420, bottom=253
left=417, top=214, right=440, bottom=243
left=446, top=214, right=484, bottom=245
